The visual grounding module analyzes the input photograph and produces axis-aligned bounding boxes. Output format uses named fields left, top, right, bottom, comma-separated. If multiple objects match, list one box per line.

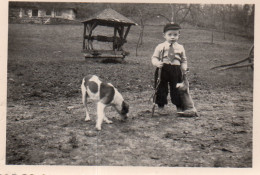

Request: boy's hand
left=156, top=61, right=164, bottom=68
left=181, top=64, right=187, bottom=72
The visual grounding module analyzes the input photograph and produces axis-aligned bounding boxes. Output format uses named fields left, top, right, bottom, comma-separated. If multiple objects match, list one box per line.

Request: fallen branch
left=219, top=63, right=254, bottom=70
left=211, top=57, right=250, bottom=70
left=211, top=44, right=254, bottom=71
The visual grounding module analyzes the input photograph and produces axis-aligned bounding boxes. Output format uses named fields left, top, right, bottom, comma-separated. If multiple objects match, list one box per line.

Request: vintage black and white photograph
left=4, top=0, right=256, bottom=170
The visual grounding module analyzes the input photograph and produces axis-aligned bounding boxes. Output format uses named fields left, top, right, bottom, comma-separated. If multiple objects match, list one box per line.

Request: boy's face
left=163, top=30, right=180, bottom=43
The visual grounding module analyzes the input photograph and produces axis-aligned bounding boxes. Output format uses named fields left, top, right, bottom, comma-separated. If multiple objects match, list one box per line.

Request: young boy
left=151, top=22, right=187, bottom=115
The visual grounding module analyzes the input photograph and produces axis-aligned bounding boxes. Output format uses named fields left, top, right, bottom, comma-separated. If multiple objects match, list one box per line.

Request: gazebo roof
left=81, top=8, right=137, bottom=26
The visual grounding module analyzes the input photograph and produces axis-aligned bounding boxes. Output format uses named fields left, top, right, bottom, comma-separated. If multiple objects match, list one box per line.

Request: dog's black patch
left=83, top=75, right=98, bottom=94
left=100, top=83, right=115, bottom=104
left=121, top=101, right=129, bottom=115
left=84, top=75, right=93, bottom=84
left=88, top=81, right=98, bottom=94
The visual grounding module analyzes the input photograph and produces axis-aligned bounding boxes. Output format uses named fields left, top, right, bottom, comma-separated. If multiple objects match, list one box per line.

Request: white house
left=18, top=8, right=76, bottom=20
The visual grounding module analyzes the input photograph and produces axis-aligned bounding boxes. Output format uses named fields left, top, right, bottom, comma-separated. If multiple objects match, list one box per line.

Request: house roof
left=81, top=8, right=137, bottom=26
left=9, top=2, right=77, bottom=11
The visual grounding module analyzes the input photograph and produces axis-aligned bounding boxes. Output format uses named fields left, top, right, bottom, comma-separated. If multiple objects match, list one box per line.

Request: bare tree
left=210, top=5, right=216, bottom=44
left=213, top=5, right=229, bottom=40
left=135, top=4, right=155, bottom=56
left=136, top=9, right=145, bottom=56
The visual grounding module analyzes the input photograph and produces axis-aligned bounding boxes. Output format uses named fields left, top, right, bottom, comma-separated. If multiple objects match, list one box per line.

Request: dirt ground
left=6, top=24, right=253, bottom=167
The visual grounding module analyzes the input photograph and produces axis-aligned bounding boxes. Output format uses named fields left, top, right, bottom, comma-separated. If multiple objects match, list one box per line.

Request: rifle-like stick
left=151, top=48, right=164, bottom=117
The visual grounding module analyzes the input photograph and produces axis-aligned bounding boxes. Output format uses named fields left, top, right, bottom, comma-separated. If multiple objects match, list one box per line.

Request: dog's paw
left=85, top=118, right=91, bottom=122
left=95, top=126, right=102, bottom=131
left=105, top=120, right=113, bottom=124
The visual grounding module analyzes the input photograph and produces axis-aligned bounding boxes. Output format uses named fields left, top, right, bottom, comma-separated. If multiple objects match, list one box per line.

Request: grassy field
left=6, top=23, right=253, bottom=167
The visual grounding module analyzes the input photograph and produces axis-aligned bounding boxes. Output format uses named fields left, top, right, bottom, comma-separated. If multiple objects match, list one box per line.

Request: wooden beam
left=84, top=35, right=124, bottom=43
left=87, top=22, right=98, bottom=50
left=117, top=26, right=125, bottom=50
left=121, top=26, right=124, bottom=39
left=84, top=55, right=125, bottom=59
left=82, top=49, right=128, bottom=55
left=123, top=25, right=131, bottom=40
left=117, top=26, right=124, bottom=39
left=83, top=23, right=87, bottom=50
left=88, top=22, right=98, bottom=37
left=113, top=26, right=118, bottom=50
left=85, top=24, right=91, bottom=50
left=86, top=24, right=90, bottom=33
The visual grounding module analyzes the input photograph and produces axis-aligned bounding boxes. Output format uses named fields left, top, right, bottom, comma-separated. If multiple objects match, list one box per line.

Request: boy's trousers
left=154, top=64, right=183, bottom=108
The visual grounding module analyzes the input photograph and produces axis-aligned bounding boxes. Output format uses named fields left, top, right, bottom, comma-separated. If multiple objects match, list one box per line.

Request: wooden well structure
left=81, top=8, right=137, bottom=59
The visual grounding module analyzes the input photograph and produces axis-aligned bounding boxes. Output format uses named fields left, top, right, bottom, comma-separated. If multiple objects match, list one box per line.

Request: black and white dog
left=81, top=75, right=129, bottom=130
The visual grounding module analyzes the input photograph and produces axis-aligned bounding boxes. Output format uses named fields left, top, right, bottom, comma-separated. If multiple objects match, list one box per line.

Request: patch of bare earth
left=7, top=88, right=252, bottom=167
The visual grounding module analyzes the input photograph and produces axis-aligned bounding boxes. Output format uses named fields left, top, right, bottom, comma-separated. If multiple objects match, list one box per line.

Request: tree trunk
left=222, top=14, right=226, bottom=40
left=211, top=30, right=214, bottom=44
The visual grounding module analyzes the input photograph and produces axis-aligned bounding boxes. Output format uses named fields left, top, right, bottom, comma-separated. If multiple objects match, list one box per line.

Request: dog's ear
left=122, top=101, right=129, bottom=114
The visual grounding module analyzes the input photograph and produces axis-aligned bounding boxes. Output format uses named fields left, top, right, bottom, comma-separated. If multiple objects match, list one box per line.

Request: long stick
left=151, top=47, right=164, bottom=117
left=152, top=68, right=162, bottom=117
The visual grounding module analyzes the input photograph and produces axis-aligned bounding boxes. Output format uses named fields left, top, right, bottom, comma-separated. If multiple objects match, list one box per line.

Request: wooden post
left=83, top=23, right=86, bottom=50
left=88, top=22, right=97, bottom=50
left=211, top=30, right=214, bottom=44
left=118, top=26, right=124, bottom=39
left=116, top=26, right=125, bottom=50
left=86, top=24, right=90, bottom=50
left=113, top=26, right=117, bottom=50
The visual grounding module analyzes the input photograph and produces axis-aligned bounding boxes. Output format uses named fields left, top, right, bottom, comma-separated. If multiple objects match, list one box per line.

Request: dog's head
left=120, top=101, right=129, bottom=120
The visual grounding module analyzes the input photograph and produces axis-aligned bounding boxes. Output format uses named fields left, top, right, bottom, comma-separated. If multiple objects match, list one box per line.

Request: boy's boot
left=177, top=106, right=183, bottom=113
left=157, top=106, right=168, bottom=116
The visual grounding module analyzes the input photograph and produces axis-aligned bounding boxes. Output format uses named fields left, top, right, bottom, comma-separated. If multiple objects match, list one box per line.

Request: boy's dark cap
left=163, top=22, right=181, bottom=33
